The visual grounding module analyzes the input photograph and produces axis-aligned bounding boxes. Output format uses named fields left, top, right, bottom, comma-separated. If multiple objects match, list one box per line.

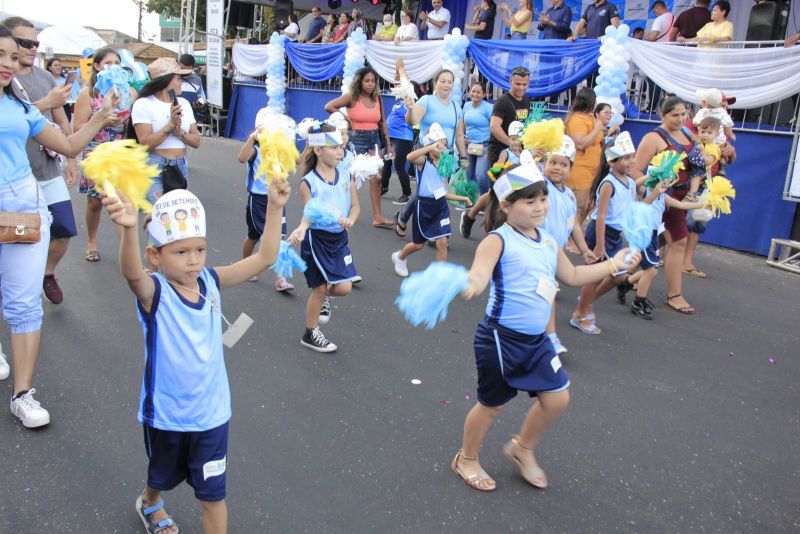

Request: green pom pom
left=524, top=102, right=551, bottom=128
left=448, top=169, right=479, bottom=208
left=437, top=150, right=458, bottom=179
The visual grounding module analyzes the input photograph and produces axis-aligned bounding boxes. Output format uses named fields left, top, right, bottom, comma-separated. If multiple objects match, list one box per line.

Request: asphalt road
left=2, top=138, right=799, bottom=533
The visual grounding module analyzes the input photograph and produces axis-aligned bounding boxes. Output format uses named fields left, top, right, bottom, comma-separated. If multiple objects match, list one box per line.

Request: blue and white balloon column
left=341, top=28, right=367, bottom=93
left=441, top=28, right=470, bottom=104
left=265, top=32, right=287, bottom=113
left=595, top=24, right=632, bottom=117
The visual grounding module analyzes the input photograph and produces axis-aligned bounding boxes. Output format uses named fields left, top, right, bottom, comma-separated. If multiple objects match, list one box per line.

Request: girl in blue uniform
left=540, top=136, right=597, bottom=355
left=289, top=124, right=360, bottom=353
left=390, top=123, right=473, bottom=277
left=571, top=132, right=638, bottom=335
left=102, top=183, right=290, bottom=534
left=237, top=108, right=292, bottom=291
left=453, top=157, right=640, bottom=492
left=495, top=120, right=524, bottom=166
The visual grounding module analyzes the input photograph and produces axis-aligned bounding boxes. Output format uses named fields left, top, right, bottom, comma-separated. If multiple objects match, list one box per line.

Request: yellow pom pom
left=521, top=118, right=564, bottom=154
left=79, top=140, right=157, bottom=212
left=256, top=129, right=300, bottom=183
left=704, top=176, right=736, bottom=217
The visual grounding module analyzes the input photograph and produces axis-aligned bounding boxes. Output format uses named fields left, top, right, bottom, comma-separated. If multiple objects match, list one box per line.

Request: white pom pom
left=349, top=153, right=385, bottom=189
left=390, top=78, right=417, bottom=102
left=296, top=117, right=321, bottom=140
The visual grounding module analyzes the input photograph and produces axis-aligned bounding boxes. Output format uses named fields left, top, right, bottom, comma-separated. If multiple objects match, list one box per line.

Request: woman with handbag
left=462, top=82, right=493, bottom=194
left=73, top=47, right=138, bottom=263
left=0, top=26, right=120, bottom=427
left=325, top=66, right=395, bottom=228
left=131, top=57, right=201, bottom=205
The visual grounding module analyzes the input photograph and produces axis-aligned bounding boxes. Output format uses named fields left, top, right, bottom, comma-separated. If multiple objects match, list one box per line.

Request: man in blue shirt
left=538, top=0, right=572, bottom=40
left=568, top=0, right=620, bottom=41
left=302, top=6, right=326, bottom=43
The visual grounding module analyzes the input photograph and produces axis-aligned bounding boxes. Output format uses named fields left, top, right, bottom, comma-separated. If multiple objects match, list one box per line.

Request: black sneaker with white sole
left=460, top=211, right=475, bottom=239
left=319, top=296, right=332, bottom=324
left=301, top=327, right=338, bottom=352
left=630, top=298, right=653, bottom=320
left=392, top=195, right=409, bottom=205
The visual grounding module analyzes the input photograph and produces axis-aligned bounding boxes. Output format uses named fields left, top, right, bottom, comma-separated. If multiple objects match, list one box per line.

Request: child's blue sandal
left=136, top=495, right=180, bottom=534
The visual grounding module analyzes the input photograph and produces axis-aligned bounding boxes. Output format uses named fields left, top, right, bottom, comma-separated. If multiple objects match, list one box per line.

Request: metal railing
left=231, top=40, right=800, bottom=135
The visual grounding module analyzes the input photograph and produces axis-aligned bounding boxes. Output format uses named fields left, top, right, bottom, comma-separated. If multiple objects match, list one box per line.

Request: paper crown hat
left=147, top=189, right=206, bottom=247
left=423, top=123, right=447, bottom=145
left=605, top=131, right=636, bottom=161
left=326, top=112, right=349, bottom=131
left=307, top=128, right=343, bottom=147
left=254, top=107, right=297, bottom=138
left=492, top=151, right=545, bottom=201
left=508, top=121, right=524, bottom=137
left=550, top=135, right=576, bottom=162
left=696, top=88, right=723, bottom=107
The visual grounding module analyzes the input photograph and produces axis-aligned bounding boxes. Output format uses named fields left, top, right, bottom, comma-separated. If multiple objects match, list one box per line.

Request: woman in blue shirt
left=380, top=83, right=421, bottom=204
left=462, top=82, right=493, bottom=194
left=0, top=26, right=119, bottom=428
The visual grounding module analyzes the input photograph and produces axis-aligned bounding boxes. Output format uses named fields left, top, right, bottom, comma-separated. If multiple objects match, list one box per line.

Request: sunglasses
left=15, top=37, right=40, bottom=49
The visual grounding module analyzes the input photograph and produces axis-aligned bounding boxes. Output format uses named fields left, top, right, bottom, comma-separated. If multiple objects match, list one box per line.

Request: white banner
left=206, top=0, right=224, bottom=107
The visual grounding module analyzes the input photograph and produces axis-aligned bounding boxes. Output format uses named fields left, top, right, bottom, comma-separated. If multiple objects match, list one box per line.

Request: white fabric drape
left=232, top=44, right=270, bottom=76
left=232, top=41, right=447, bottom=82
left=365, top=41, right=445, bottom=83
left=628, top=40, right=800, bottom=109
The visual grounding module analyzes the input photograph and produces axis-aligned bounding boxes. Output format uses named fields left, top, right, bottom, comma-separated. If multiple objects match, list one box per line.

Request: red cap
left=721, top=93, right=736, bottom=105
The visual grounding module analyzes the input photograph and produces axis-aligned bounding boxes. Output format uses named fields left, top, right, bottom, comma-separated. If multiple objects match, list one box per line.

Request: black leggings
left=380, top=138, right=414, bottom=197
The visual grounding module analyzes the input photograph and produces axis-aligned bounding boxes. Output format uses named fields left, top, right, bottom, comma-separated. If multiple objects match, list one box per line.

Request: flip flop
left=274, top=278, right=294, bottom=292
left=666, top=294, right=695, bottom=314
left=569, top=312, right=602, bottom=335
left=682, top=267, right=707, bottom=278
left=373, top=221, right=394, bottom=230
left=85, top=250, right=101, bottom=262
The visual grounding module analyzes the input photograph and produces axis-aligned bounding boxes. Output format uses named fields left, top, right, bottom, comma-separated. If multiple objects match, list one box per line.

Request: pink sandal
left=274, top=278, right=294, bottom=292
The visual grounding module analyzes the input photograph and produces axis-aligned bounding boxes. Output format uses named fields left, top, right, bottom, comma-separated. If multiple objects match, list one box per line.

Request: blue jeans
left=510, top=32, right=527, bottom=40
left=350, top=129, right=382, bottom=155
left=466, top=141, right=490, bottom=194
left=0, top=176, right=51, bottom=333
left=147, top=154, right=189, bottom=204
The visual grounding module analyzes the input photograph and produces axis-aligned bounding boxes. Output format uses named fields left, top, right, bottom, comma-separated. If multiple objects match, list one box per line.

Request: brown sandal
left=666, top=294, right=695, bottom=314
left=450, top=449, right=496, bottom=492
left=502, top=435, right=548, bottom=489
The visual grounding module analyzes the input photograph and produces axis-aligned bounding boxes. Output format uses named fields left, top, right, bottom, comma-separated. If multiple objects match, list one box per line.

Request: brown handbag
left=0, top=180, right=42, bottom=244
left=0, top=211, right=41, bottom=244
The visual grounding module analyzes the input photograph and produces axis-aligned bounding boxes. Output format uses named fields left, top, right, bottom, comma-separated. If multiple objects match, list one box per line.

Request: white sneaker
left=10, top=388, right=50, bottom=428
left=392, top=251, right=409, bottom=277
left=351, top=275, right=362, bottom=284
left=0, top=350, right=8, bottom=381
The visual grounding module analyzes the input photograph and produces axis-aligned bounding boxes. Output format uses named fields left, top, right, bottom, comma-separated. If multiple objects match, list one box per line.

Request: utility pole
left=132, top=0, right=145, bottom=41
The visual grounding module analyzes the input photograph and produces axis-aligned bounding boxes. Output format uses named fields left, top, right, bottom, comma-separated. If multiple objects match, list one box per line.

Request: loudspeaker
left=229, top=1, right=255, bottom=28
left=746, top=1, right=790, bottom=41
left=274, top=0, right=294, bottom=30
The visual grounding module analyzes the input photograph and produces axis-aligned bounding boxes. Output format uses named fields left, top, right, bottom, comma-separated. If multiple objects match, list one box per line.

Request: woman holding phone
left=73, top=47, right=138, bottom=262
left=131, top=57, right=201, bottom=204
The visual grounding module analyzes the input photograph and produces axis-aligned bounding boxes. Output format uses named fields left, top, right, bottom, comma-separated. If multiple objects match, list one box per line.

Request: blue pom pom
left=395, top=262, right=469, bottom=329
left=303, top=197, right=340, bottom=227
left=271, top=241, right=307, bottom=279
left=621, top=202, right=657, bottom=262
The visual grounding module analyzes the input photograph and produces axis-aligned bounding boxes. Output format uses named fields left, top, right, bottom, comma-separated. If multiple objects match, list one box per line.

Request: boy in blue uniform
left=102, top=181, right=290, bottom=534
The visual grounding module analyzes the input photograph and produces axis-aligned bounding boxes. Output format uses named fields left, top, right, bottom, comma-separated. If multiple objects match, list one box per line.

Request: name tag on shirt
left=223, top=313, right=254, bottom=349
left=536, top=278, right=559, bottom=304
left=432, top=186, right=446, bottom=200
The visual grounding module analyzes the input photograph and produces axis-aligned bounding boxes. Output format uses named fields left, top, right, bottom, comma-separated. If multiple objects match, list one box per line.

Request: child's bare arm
left=237, top=130, right=258, bottom=163
left=462, top=234, right=503, bottom=299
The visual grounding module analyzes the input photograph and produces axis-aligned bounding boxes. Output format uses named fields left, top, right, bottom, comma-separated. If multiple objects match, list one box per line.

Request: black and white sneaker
left=392, top=195, right=409, bottom=205
left=301, top=327, right=338, bottom=352
left=460, top=211, right=475, bottom=239
left=630, top=298, right=653, bottom=320
left=319, top=296, right=332, bottom=324
left=617, top=277, right=634, bottom=304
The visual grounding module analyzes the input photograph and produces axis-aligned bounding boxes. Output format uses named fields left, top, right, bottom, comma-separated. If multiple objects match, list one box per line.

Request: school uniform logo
left=203, top=456, right=226, bottom=480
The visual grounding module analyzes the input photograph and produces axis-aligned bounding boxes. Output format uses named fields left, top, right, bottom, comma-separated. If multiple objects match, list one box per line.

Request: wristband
left=606, top=260, right=615, bottom=277
left=609, top=257, right=620, bottom=273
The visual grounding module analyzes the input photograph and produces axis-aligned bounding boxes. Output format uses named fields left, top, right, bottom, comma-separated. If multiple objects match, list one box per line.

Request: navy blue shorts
left=143, top=422, right=229, bottom=502
left=48, top=200, right=78, bottom=239
left=245, top=193, right=287, bottom=241
left=585, top=221, right=623, bottom=260
left=301, top=228, right=357, bottom=288
left=411, top=196, right=451, bottom=245
left=640, top=230, right=661, bottom=270
left=473, top=318, right=570, bottom=407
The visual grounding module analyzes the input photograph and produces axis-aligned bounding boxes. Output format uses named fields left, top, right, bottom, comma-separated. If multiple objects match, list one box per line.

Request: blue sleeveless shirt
left=542, top=178, right=577, bottom=249
left=417, top=158, right=446, bottom=199
left=590, top=173, right=637, bottom=231
left=136, top=268, right=230, bottom=432
left=302, top=168, right=351, bottom=233
left=486, top=224, right=560, bottom=335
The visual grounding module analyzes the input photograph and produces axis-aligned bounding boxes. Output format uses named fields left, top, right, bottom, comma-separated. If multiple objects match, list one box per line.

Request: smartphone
left=168, top=89, right=178, bottom=106
left=115, top=109, right=130, bottom=120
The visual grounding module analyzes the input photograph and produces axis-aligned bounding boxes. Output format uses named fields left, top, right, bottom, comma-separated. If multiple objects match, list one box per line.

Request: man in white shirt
left=646, top=1, right=675, bottom=42
left=420, top=0, right=451, bottom=40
